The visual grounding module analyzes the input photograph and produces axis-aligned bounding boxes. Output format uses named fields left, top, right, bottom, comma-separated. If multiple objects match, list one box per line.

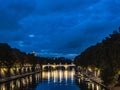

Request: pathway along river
left=0, top=69, right=106, bottom=90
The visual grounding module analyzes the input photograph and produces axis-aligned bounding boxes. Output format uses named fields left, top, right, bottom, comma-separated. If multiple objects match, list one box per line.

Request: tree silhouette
left=74, top=27, right=120, bottom=85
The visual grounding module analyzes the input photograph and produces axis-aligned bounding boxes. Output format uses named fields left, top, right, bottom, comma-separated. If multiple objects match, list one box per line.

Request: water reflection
left=0, top=70, right=78, bottom=90
left=0, top=70, right=106, bottom=90
left=36, top=69, right=80, bottom=90
left=76, top=78, right=106, bottom=90
left=41, top=69, right=75, bottom=84
left=0, top=73, right=42, bottom=90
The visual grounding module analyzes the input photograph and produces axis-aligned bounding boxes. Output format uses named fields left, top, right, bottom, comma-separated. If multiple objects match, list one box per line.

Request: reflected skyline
left=41, top=69, right=75, bottom=84
left=36, top=69, right=79, bottom=90
left=0, top=74, right=41, bottom=90
left=0, top=70, right=107, bottom=90
left=76, top=78, right=106, bottom=90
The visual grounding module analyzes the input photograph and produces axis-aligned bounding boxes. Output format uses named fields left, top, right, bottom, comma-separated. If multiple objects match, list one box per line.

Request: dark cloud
left=0, top=0, right=35, bottom=30
left=0, top=0, right=120, bottom=59
left=34, top=0, right=100, bottom=14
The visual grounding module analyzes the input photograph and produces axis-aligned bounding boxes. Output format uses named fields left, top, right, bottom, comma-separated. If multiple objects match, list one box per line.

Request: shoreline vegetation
left=0, top=42, right=72, bottom=82
left=74, top=27, right=120, bottom=89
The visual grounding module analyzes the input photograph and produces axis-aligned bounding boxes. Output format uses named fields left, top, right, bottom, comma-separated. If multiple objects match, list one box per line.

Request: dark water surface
left=0, top=69, right=106, bottom=90
left=36, top=69, right=79, bottom=90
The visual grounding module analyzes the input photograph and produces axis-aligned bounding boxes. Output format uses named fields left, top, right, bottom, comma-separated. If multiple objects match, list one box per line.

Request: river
left=0, top=69, right=106, bottom=90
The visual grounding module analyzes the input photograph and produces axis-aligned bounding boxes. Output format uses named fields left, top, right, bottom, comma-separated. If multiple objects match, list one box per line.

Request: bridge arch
left=42, top=63, right=75, bottom=70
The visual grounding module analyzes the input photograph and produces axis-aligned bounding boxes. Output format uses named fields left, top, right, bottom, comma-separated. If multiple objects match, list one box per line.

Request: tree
left=0, top=43, right=16, bottom=77
left=74, top=27, right=120, bottom=85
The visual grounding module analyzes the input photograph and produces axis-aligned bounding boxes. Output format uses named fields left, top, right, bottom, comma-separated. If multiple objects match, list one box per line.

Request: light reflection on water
left=36, top=69, right=79, bottom=90
left=41, top=69, right=75, bottom=84
left=77, top=78, right=106, bottom=90
left=0, top=74, right=39, bottom=90
left=0, top=70, right=107, bottom=90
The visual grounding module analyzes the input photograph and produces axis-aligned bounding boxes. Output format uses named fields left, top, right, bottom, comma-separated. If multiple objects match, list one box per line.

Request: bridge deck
left=43, top=64, right=75, bottom=67
left=42, top=64, right=75, bottom=70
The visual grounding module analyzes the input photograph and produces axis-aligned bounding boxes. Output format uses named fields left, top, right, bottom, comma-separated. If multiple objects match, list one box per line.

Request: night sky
left=0, top=0, right=120, bottom=59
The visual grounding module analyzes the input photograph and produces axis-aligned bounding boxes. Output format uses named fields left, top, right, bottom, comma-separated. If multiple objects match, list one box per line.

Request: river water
left=0, top=69, right=106, bottom=90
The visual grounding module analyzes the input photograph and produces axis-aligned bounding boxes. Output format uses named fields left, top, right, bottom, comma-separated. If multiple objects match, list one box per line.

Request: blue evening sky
left=0, top=0, right=120, bottom=59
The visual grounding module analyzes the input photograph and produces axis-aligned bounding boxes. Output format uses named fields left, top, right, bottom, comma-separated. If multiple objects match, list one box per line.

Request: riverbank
left=0, top=71, right=41, bottom=84
left=84, top=74, right=109, bottom=89
left=76, top=72, right=109, bottom=90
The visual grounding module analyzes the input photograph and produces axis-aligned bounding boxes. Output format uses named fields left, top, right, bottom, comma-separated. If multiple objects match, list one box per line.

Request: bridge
left=42, top=63, right=75, bottom=70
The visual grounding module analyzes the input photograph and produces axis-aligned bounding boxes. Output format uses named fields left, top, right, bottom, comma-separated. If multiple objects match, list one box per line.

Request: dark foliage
left=0, top=43, right=72, bottom=69
left=74, top=27, right=120, bottom=85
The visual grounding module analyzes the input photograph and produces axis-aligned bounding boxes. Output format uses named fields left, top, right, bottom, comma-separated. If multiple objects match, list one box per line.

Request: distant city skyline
left=0, top=0, right=120, bottom=58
